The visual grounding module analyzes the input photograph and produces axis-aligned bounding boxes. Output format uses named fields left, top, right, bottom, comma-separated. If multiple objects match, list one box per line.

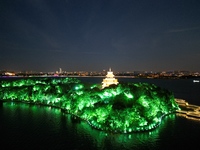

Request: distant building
left=102, top=68, right=119, bottom=89
left=4, top=72, right=15, bottom=76
left=59, top=68, right=62, bottom=74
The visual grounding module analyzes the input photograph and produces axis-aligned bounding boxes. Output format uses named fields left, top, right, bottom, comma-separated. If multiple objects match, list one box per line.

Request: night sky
left=1, top=0, right=200, bottom=72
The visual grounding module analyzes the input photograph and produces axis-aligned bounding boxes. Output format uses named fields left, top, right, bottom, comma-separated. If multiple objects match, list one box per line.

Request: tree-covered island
left=0, top=77, right=180, bottom=133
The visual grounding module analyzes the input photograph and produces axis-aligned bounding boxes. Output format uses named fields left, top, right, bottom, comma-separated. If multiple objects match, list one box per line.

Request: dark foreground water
left=1, top=77, right=200, bottom=149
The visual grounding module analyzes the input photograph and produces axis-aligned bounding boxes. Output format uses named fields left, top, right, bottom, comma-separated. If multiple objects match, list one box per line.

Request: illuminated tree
left=0, top=77, right=180, bottom=133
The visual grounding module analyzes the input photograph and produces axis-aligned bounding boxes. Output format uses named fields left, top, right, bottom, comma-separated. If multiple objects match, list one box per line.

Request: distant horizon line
left=1, top=69, right=200, bottom=73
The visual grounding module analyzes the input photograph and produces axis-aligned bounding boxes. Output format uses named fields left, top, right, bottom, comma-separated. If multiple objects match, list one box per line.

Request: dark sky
left=1, top=0, right=200, bottom=72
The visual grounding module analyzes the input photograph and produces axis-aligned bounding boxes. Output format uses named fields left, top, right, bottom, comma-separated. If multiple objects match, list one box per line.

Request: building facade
left=102, top=68, right=118, bottom=89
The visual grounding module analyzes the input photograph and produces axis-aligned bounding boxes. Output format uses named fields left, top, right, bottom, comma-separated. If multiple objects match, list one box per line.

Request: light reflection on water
left=1, top=77, right=200, bottom=149
left=1, top=102, right=178, bottom=150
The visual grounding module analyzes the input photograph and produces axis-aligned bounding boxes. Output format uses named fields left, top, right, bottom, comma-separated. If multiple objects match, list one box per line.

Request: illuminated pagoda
left=102, top=68, right=118, bottom=89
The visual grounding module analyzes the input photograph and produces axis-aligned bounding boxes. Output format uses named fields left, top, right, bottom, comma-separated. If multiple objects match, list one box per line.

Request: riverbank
left=175, top=98, right=200, bottom=120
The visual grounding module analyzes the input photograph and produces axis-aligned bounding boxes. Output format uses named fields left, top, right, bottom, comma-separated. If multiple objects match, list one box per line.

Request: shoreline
left=175, top=98, right=200, bottom=120
left=1, top=100, right=176, bottom=134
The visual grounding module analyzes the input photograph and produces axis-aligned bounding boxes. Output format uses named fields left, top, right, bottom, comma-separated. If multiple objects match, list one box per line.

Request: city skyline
left=1, top=0, right=200, bottom=72
left=1, top=67, right=200, bottom=73
left=1, top=67, right=200, bottom=78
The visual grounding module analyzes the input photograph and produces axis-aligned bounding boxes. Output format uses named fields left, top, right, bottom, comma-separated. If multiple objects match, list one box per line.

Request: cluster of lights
left=0, top=77, right=180, bottom=133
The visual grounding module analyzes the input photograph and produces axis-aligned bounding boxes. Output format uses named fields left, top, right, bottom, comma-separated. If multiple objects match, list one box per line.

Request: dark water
left=1, top=77, right=200, bottom=149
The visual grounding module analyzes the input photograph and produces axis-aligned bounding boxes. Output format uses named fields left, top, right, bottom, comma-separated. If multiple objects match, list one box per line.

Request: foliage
left=0, top=77, right=180, bottom=133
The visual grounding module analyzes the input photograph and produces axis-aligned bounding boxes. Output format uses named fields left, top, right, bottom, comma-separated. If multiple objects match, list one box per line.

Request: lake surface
left=1, top=77, right=200, bottom=149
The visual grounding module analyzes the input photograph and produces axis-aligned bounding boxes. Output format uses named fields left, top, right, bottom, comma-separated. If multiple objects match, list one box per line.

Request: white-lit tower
left=59, top=68, right=62, bottom=74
